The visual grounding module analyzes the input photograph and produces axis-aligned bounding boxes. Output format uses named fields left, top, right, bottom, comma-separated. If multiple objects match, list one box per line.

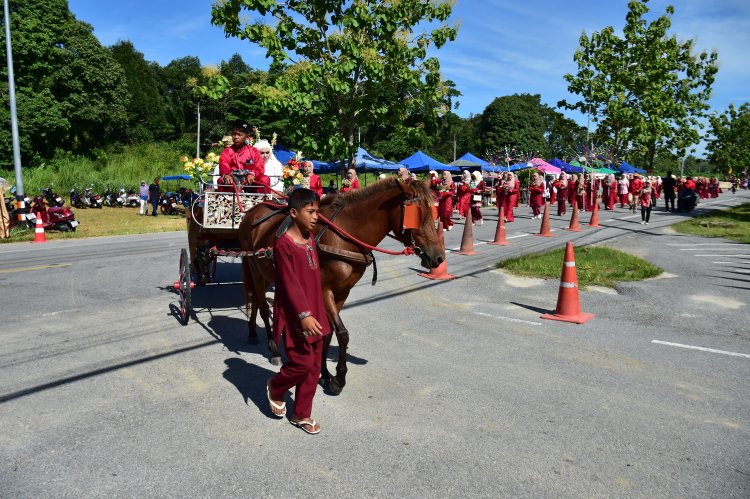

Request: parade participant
left=148, top=177, right=160, bottom=217
left=495, top=172, right=507, bottom=218
left=618, top=175, right=630, bottom=208
left=683, top=176, right=696, bottom=191
left=437, top=171, right=455, bottom=231
left=584, top=173, right=594, bottom=212
left=505, top=172, right=520, bottom=222
left=651, top=176, right=662, bottom=208
left=555, top=173, right=568, bottom=216
left=339, top=169, right=360, bottom=193
left=470, top=170, right=486, bottom=225
left=428, top=170, right=440, bottom=207
left=662, top=171, right=677, bottom=211
left=218, top=119, right=268, bottom=191
left=253, top=139, right=283, bottom=191
left=567, top=174, right=578, bottom=209
left=528, top=171, right=545, bottom=219
left=266, top=188, right=331, bottom=434
left=709, top=177, right=720, bottom=198
left=629, top=173, right=644, bottom=213
left=303, top=161, right=323, bottom=197
left=456, top=170, right=473, bottom=220
left=639, top=181, right=653, bottom=224
left=398, top=167, right=412, bottom=183
left=606, top=174, right=617, bottom=210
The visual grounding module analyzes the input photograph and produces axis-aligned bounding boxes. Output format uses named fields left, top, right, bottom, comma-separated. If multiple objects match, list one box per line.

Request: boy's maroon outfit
left=269, top=232, right=331, bottom=420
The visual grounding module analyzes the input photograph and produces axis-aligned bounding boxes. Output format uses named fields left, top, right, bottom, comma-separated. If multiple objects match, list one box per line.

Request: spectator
left=138, top=180, right=149, bottom=216
left=148, top=177, right=160, bottom=217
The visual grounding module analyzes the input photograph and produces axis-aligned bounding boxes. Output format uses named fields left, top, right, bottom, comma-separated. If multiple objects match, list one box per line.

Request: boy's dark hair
left=231, top=119, right=251, bottom=134
left=288, top=188, right=319, bottom=211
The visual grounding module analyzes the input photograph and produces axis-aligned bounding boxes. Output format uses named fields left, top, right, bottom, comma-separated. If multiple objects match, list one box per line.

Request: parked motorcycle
left=115, top=187, right=129, bottom=207
left=125, top=187, right=140, bottom=208
left=43, top=187, right=65, bottom=208
left=101, top=187, right=116, bottom=207
left=30, top=192, right=79, bottom=231
left=160, top=192, right=180, bottom=215
left=677, top=188, right=698, bottom=212
left=70, top=187, right=86, bottom=209
left=82, top=186, right=103, bottom=209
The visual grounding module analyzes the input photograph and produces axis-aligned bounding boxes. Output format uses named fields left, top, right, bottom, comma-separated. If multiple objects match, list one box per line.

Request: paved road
left=1, top=191, right=749, bottom=497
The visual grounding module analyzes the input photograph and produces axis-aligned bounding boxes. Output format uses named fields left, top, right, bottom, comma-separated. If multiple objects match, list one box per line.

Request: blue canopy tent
left=400, top=150, right=459, bottom=172
left=618, top=161, right=647, bottom=174
left=509, top=161, right=533, bottom=172
left=273, top=144, right=337, bottom=172
left=161, top=175, right=192, bottom=181
left=344, top=147, right=404, bottom=172
left=550, top=157, right=583, bottom=173
left=457, top=152, right=489, bottom=168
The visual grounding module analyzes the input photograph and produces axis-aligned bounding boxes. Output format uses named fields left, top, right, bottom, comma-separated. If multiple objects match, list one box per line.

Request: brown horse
left=238, top=178, right=444, bottom=395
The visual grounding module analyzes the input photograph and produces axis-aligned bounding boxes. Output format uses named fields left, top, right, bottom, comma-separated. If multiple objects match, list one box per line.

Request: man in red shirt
left=629, top=174, right=644, bottom=213
left=303, top=161, right=323, bottom=197
left=218, top=120, right=268, bottom=191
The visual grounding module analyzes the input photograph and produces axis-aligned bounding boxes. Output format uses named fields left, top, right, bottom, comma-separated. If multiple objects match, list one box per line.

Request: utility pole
left=4, top=0, right=25, bottom=222
left=453, top=133, right=456, bottom=162
left=195, top=103, right=201, bottom=159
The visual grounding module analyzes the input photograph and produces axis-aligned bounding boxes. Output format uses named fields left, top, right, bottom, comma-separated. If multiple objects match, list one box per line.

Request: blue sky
left=67, top=0, right=749, bottom=146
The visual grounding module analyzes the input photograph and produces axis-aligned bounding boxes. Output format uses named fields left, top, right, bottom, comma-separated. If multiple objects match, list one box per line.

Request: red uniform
left=470, top=179, right=485, bottom=223
left=218, top=144, right=268, bottom=190
left=438, top=182, right=456, bottom=230
left=456, top=181, right=472, bottom=218
left=528, top=182, right=544, bottom=217
left=501, top=180, right=520, bottom=222
left=269, top=232, right=332, bottom=421
left=555, top=180, right=568, bottom=216
left=307, top=173, right=323, bottom=197
left=339, top=178, right=360, bottom=193
left=607, top=179, right=618, bottom=210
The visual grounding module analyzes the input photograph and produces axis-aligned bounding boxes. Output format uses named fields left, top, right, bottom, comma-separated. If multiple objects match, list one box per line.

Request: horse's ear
left=397, top=178, right=418, bottom=197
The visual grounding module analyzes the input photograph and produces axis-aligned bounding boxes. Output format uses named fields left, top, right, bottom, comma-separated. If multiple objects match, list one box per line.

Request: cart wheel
left=175, top=248, right=193, bottom=325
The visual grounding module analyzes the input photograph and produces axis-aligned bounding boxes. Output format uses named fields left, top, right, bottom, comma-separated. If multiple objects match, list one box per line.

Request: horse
left=237, top=178, right=444, bottom=395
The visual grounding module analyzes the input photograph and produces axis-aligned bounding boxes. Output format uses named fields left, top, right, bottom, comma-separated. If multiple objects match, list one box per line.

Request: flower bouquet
left=281, top=158, right=309, bottom=193
left=182, top=152, right=220, bottom=187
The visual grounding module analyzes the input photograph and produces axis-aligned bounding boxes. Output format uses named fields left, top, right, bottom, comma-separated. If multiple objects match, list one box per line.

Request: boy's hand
left=300, top=316, right=324, bottom=337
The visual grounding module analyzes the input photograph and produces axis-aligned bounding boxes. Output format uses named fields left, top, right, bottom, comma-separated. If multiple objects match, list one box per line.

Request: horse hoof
left=270, top=356, right=281, bottom=366
left=329, top=377, right=344, bottom=396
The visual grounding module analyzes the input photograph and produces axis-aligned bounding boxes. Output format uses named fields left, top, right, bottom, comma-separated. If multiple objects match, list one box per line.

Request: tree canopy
left=558, top=0, right=718, bottom=169
left=707, top=103, right=750, bottom=175
left=208, top=0, right=458, bottom=165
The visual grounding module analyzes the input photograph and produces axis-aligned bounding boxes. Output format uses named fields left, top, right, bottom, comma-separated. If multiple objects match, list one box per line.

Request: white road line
left=475, top=311, right=542, bottom=326
left=669, top=243, right=744, bottom=246
left=713, top=262, right=744, bottom=264
left=679, top=248, right=744, bottom=251
left=651, top=340, right=750, bottom=359
left=694, top=254, right=750, bottom=257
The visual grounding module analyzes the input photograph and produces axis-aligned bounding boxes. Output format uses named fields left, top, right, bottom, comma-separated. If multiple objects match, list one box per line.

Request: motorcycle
left=677, top=188, right=698, bottom=212
left=82, top=186, right=103, bottom=209
left=43, top=187, right=65, bottom=208
left=116, top=187, right=129, bottom=207
left=101, top=187, right=117, bottom=207
left=70, top=187, right=86, bottom=209
left=160, top=192, right=180, bottom=215
left=125, top=187, right=141, bottom=208
left=29, top=192, right=79, bottom=231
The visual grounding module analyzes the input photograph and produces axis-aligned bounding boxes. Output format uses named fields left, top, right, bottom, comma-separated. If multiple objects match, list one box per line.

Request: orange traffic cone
left=564, top=202, right=582, bottom=231
left=541, top=242, right=594, bottom=324
left=32, top=213, right=46, bottom=243
left=488, top=206, right=508, bottom=245
left=419, top=221, right=456, bottom=280
left=534, top=202, right=553, bottom=237
left=587, top=198, right=601, bottom=228
left=458, top=209, right=478, bottom=255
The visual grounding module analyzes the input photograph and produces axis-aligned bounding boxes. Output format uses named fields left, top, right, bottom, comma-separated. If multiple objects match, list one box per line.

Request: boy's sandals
left=290, top=418, right=321, bottom=435
left=266, top=380, right=286, bottom=418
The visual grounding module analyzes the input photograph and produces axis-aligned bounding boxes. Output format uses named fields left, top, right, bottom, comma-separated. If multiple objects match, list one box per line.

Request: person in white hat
left=470, top=170, right=486, bottom=225
left=253, top=139, right=283, bottom=190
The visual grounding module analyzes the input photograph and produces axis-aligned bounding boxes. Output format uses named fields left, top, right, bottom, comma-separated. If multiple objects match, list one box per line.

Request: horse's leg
left=241, top=257, right=259, bottom=344
left=257, top=280, right=280, bottom=366
left=328, top=311, right=349, bottom=396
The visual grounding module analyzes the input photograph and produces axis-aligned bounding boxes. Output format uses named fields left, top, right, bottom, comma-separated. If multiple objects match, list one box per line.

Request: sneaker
left=645, top=222, right=649, bottom=225
left=447, top=226, right=453, bottom=231
left=640, top=221, right=645, bottom=224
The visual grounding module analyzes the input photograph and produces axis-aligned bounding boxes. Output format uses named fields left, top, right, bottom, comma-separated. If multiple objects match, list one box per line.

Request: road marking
left=0, top=263, right=71, bottom=274
left=669, top=243, right=744, bottom=246
left=678, top=247, right=743, bottom=251
left=694, top=254, right=750, bottom=257
left=475, top=311, right=542, bottom=326
left=713, top=261, right=745, bottom=264
left=651, top=340, right=750, bottom=359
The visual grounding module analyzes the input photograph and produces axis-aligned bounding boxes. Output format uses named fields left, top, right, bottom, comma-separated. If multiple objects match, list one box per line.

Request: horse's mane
left=322, top=178, right=434, bottom=209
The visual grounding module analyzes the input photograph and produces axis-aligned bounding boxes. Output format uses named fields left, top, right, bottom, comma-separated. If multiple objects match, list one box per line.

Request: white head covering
left=378, top=173, right=387, bottom=180
left=472, top=170, right=482, bottom=182
left=253, top=139, right=282, bottom=188
left=429, top=170, right=437, bottom=177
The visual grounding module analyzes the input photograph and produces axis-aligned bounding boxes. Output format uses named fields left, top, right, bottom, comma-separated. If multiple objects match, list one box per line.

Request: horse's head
left=397, top=179, right=444, bottom=269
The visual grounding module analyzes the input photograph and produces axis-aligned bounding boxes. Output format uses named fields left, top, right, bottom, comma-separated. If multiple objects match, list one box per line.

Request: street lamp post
left=4, top=0, right=25, bottom=221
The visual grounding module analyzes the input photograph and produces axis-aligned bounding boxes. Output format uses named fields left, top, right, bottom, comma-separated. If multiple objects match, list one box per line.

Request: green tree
left=110, top=41, right=168, bottom=143
left=157, top=56, right=202, bottom=137
left=559, top=0, right=718, bottom=170
left=207, top=0, right=458, bottom=165
left=0, top=0, right=128, bottom=165
left=706, top=103, right=750, bottom=176
left=480, top=94, right=549, bottom=161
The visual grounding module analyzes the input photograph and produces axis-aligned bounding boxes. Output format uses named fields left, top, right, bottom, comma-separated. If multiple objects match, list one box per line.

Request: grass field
left=497, top=245, right=663, bottom=288
left=672, top=202, right=750, bottom=243
left=1, top=206, right=186, bottom=243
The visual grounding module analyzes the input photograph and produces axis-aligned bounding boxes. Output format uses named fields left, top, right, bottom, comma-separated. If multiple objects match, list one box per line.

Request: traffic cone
left=488, top=206, right=508, bottom=245
left=541, top=242, right=594, bottom=324
left=534, top=202, right=553, bottom=237
left=32, top=213, right=46, bottom=243
left=587, top=197, right=601, bottom=228
left=564, top=202, right=582, bottom=231
left=458, top=209, right=478, bottom=255
left=418, top=221, right=456, bottom=280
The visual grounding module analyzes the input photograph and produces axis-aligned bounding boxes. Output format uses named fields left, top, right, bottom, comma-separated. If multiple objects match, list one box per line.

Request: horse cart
left=174, top=171, right=275, bottom=325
